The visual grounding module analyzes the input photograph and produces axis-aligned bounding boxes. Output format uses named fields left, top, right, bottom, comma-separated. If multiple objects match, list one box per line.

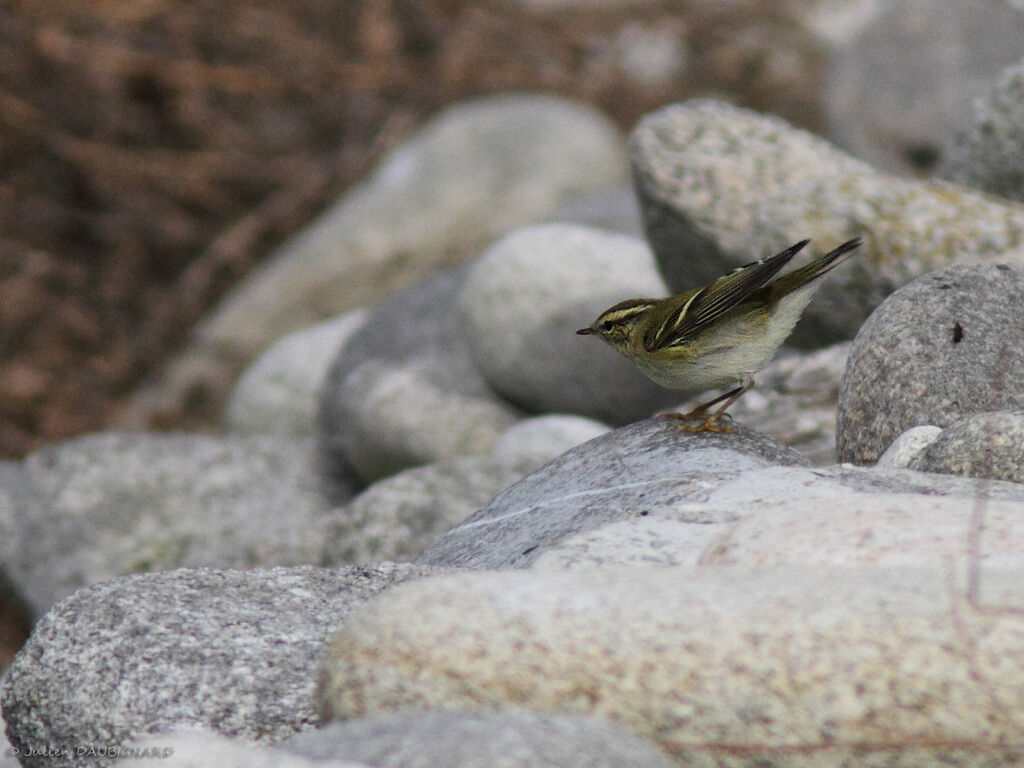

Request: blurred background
left=0, top=0, right=844, bottom=462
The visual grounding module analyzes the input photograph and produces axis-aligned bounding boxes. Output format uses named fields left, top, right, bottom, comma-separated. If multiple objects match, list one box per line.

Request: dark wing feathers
left=644, top=239, right=810, bottom=351
left=767, top=237, right=861, bottom=298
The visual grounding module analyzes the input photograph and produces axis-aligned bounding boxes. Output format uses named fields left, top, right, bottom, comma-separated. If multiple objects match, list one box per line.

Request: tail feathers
left=771, top=237, right=861, bottom=297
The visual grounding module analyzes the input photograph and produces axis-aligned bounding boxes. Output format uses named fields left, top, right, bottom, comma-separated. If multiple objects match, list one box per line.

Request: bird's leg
left=661, top=377, right=754, bottom=433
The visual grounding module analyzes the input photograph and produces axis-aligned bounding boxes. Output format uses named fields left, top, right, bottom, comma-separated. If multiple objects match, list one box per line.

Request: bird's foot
left=659, top=410, right=734, bottom=434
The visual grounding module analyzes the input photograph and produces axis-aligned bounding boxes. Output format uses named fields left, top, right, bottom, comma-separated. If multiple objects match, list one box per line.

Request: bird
left=576, top=237, right=862, bottom=432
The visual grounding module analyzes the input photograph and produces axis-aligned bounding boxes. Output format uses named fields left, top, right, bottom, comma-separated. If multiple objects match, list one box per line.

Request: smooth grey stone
left=319, top=565, right=1024, bottom=766
left=319, top=266, right=522, bottom=485
left=542, top=184, right=644, bottom=237
left=826, top=0, right=1024, bottom=175
left=837, top=263, right=1024, bottom=464
left=628, top=99, right=1024, bottom=347
left=197, top=94, right=628, bottom=361
left=458, top=224, right=680, bottom=424
left=285, top=711, right=675, bottom=768
left=225, top=311, right=367, bottom=437
left=417, top=417, right=809, bottom=569
left=908, top=410, right=1024, bottom=483
left=4, top=433, right=348, bottom=618
left=0, top=462, right=34, bottom=616
left=1, top=564, right=444, bottom=768
left=943, top=58, right=1024, bottom=203
left=800, top=0, right=884, bottom=46
left=119, top=94, right=627, bottom=433
left=875, top=425, right=943, bottom=469
left=489, top=415, right=611, bottom=462
left=0, top=462, right=22, bottom=552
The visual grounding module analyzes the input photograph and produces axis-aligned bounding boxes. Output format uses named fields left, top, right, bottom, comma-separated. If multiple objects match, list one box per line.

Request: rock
left=1, top=672, right=18, bottom=768
left=837, top=263, right=1024, bottom=464
left=826, top=0, right=1024, bottom=175
left=224, top=311, right=367, bottom=437
left=1, top=564, right=444, bottom=768
left=117, top=94, right=628, bottom=430
left=875, top=425, right=943, bottom=469
left=458, top=224, right=680, bottom=424
left=542, top=185, right=643, bottom=237
left=318, top=565, right=1024, bottom=765
left=503, top=0, right=667, bottom=11
left=606, top=22, right=690, bottom=88
left=321, top=415, right=609, bottom=566
left=2, top=432, right=347, bottom=617
left=628, top=99, right=1024, bottom=345
left=530, top=516, right=722, bottom=570
left=417, top=417, right=809, bottom=569
left=320, top=454, right=538, bottom=566
left=908, top=411, right=1024, bottom=483
left=943, top=58, right=1024, bottom=203
left=319, top=266, right=522, bottom=485
left=124, top=730, right=361, bottom=768
left=0, top=462, right=32, bottom=600
left=667, top=465, right=1024, bottom=569
left=284, top=711, right=675, bottom=768
left=198, top=94, right=628, bottom=361
left=674, top=343, right=851, bottom=464
left=526, top=462, right=1024, bottom=570
left=489, top=414, right=611, bottom=463
left=799, top=0, right=883, bottom=47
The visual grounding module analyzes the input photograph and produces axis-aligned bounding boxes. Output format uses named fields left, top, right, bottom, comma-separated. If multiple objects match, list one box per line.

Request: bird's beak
left=576, top=327, right=593, bottom=335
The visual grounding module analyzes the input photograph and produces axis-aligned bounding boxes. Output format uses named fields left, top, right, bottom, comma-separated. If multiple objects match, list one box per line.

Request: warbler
left=577, top=237, right=862, bottom=432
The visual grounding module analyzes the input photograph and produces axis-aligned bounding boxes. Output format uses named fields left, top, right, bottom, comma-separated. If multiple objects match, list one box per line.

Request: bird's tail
left=770, top=237, right=862, bottom=297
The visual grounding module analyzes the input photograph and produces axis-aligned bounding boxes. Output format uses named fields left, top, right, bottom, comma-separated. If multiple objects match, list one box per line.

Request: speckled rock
left=284, top=711, right=675, bottom=768
left=320, top=453, right=538, bottom=566
left=826, top=0, right=1024, bottom=176
left=875, top=425, right=943, bottom=469
left=908, top=410, right=1024, bottom=483
left=458, top=224, right=680, bottom=424
left=943, top=58, right=1024, bottom=203
left=224, top=311, right=367, bottom=437
left=628, top=99, right=1024, bottom=345
left=318, top=565, right=1024, bottom=766
left=837, top=263, right=1024, bottom=464
left=319, top=266, right=522, bottom=485
left=530, top=462, right=1024, bottom=570
left=417, top=417, right=809, bottom=570
left=2, top=433, right=345, bottom=618
left=2, top=564, right=445, bottom=768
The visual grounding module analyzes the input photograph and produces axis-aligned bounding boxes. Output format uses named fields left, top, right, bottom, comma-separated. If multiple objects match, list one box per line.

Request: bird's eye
left=600, top=320, right=614, bottom=332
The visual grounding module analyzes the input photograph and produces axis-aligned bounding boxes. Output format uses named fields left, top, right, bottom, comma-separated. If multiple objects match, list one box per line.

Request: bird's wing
left=644, top=239, right=810, bottom=352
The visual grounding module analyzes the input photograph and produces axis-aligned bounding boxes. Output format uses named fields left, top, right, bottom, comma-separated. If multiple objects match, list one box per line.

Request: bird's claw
left=659, top=410, right=734, bottom=434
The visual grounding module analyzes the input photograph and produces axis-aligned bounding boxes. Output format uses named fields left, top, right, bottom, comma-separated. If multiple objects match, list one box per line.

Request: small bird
left=577, top=237, right=862, bottom=432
